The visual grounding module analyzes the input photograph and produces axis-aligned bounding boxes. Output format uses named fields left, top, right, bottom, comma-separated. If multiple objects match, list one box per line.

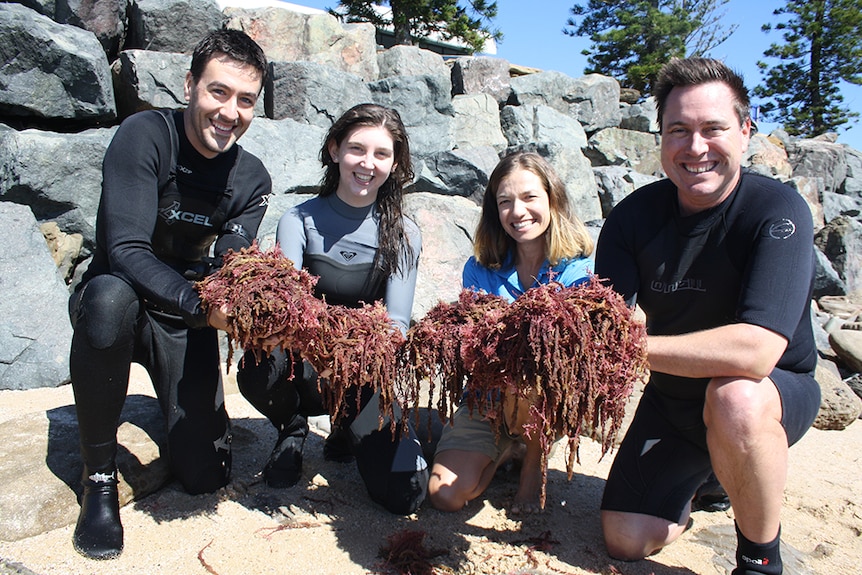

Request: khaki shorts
left=434, top=403, right=521, bottom=463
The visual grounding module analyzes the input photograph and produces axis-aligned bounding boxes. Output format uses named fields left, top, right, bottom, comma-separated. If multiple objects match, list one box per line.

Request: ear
left=183, top=71, right=193, bottom=102
left=327, top=140, right=339, bottom=163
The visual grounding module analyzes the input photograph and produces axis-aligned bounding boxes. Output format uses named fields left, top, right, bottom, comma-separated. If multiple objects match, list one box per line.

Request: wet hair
left=319, top=103, right=417, bottom=280
left=653, top=57, right=750, bottom=129
left=473, top=151, right=593, bottom=269
left=189, top=29, right=268, bottom=89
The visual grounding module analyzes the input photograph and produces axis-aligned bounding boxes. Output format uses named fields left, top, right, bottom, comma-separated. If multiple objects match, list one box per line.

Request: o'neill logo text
left=159, top=201, right=214, bottom=227
left=650, top=278, right=706, bottom=294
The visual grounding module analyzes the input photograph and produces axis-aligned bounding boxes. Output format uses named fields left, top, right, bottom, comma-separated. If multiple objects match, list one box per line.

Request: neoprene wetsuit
left=70, top=109, right=271, bottom=493
left=236, top=193, right=429, bottom=515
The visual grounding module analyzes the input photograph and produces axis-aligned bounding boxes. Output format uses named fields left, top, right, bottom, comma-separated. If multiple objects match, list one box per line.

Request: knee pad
left=72, top=275, right=140, bottom=350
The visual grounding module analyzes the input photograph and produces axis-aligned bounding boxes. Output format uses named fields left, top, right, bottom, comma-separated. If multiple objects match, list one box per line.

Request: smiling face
left=660, top=81, right=751, bottom=215
left=495, top=168, right=551, bottom=249
left=183, top=55, right=262, bottom=159
left=328, top=125, right=396, bottom=208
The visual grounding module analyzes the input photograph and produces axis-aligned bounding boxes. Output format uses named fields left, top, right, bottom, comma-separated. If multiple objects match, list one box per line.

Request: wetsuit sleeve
left=595, top=205, right=639, bottom=306
left=275, top=206, right=308, bottom=271
left=214, top=152, right=271, bottom=258
left=383, top=219, right=422, bottom=335
left=735, top=184, right=815, bottom=340
left=99, top=112, right=209, bottom=327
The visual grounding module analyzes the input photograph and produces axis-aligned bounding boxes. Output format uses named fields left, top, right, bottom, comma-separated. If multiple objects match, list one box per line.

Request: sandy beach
left=0, top=364, right=859, bottom=575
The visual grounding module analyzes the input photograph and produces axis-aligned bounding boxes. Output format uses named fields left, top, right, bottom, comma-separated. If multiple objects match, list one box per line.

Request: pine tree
left=332, top=0, right=501, bottom=53
left=564, top=0, right=736, bottom=94
left=753, top=0, right=862, bottom=137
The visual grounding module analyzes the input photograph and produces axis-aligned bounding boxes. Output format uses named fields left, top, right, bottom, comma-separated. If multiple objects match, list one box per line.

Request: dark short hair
left=653, top=57, right=750, bottom=129
left=189, top=29, right=268, bottom=87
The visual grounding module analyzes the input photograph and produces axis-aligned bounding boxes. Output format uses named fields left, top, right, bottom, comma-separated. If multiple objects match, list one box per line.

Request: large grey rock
left=223, top=5, right=379, bottom=81
left=508, top=71, right=621, bottom=132
left=451, top=94, right=507, bottom=152
left=378, top=44, right=449, bottom=83
left=412, top=146, right=500, bottom=203
left=449, top=55, right=511, bottom=106
left=500, top=104, right=588, bottom=151
left=822, top=190, right=862, bottom=224
left=843, top=147, right=862, bottom=196
left=0, top=3, right=116, bottom=121
left=369, top=74, right=455, bottom=157
left=786, top=175, right=825, bottom=230
left=0, top=203, right=72, bottom=390
left=55, top=0, right=127, bottom=60
left=266, top=61, right=372, bottom=128
left=815, top=216, right=862, bottom=295
left=813, top=363, right=862, bottom=431
left=0, top=125, right=117, bottom=249
left=240, top=117, right=326, bottom=197
left=790, top=139, right=847, bottom=196
left=619, top=97, right=658, bottom=133
left=111, top=49, right=190, bottom=120
left=829, top=327, right=862, bottom=373
left=744, top=133, right=793, bottom=180
left=0, top=394, right=168, bottom=541
left=404, top=192, right=480, bottom=320
left=584, top=127, right=662, bottom=176
left=593, top=166, right=659, bottom=219
left=126, top=0, right=225, bottom=53
left=813, top=245, right=845, bottom=299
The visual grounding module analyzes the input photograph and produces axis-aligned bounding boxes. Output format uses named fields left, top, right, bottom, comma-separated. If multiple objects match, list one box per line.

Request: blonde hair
left=473, top=151, right=593, bottom=269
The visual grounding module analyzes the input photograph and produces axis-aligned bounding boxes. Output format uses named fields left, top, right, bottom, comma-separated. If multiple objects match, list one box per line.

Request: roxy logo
left=159, top=201, right=214, bottom=227
left=340, top=250, right=357, bottom=261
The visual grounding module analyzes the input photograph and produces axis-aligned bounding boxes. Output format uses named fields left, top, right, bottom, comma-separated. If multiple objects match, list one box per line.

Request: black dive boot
left=73, top=468, right=123, bottom=560
left=263, top=416, right=308, bottom=488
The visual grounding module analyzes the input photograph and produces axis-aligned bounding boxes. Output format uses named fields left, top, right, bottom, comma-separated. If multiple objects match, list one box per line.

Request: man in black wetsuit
left=68, top=30, right=271, bottom=560
left=596, top=58, right=820, bottom=575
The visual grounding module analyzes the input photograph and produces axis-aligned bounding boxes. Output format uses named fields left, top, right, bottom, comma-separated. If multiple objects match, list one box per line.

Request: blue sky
left=286, top=0, right=862, bottom=151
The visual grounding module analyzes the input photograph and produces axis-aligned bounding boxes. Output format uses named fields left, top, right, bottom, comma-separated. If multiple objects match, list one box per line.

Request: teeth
left=355, top=173, right=373, bottom=183
left=512, top=221, right=532, bottom=230
left=212, top=121, right=234, bottom=134
left=685, top=162, right=716, bottom=174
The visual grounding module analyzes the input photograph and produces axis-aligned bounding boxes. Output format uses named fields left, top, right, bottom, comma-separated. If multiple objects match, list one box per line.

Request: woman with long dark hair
left=236, top=103, right=427, bottom=515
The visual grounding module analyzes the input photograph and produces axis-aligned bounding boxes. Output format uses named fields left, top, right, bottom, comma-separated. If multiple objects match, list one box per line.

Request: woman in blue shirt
left=428, top=151, right=593, bottom=514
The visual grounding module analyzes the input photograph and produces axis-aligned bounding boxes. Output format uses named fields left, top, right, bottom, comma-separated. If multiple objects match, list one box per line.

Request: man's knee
left=72, top=275, right=140, bottom=350
left=601, top=510, right=686, bottom=561
left=704, top=376, right=780, bottom=433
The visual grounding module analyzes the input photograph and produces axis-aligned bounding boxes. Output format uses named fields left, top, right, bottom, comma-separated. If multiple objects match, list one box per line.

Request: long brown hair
left=319, top=103, right=416, bottom=280
left=473, top=151, right=593, bottom=269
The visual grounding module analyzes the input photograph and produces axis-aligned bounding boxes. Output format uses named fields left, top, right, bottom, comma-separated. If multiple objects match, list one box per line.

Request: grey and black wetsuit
left=237, top=193, right=428, bottom=515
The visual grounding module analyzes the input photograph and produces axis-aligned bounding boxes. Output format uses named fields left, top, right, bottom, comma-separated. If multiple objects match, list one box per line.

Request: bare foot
left=508, top=444, right=545, bottom=514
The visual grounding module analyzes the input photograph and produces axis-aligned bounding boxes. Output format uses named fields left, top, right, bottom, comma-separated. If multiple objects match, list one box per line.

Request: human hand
left=207, top=304, right=232, bottom=332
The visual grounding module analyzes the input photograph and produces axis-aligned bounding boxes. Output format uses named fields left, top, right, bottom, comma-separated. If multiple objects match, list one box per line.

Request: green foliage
left=564, top=0, right=736, bottom=94
left=753, top=0, right=861, bottom=137
left=332, top=0, right=502, bottom=53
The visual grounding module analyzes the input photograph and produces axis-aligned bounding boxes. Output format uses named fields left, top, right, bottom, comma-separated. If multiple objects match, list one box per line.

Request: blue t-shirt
left=462, top=253, right=593, bottom=302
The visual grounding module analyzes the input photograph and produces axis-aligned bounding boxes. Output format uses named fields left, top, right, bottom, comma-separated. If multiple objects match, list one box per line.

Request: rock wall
left=1, top=0, right=861, bottom=431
